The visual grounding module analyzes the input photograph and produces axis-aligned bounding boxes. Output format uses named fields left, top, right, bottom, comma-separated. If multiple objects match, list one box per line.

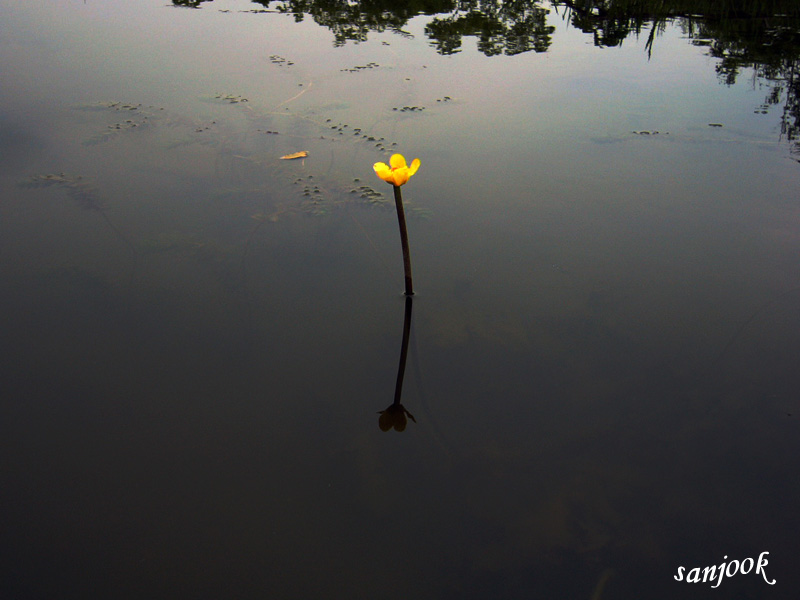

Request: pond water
left=2, top=1, right=800, bottom=598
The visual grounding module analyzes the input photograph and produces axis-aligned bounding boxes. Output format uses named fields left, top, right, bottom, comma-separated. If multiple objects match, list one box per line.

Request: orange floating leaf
left=280, top=151, right=308, bottom=160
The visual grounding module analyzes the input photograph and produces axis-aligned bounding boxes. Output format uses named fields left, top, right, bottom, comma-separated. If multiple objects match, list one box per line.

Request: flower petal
left=393, top=167, right=410, bottom=186
left=373, top=162, right=392, bottom=183
left=408, top=158, right=420, bottom=178
left=389, top=153, right=407, bottom=169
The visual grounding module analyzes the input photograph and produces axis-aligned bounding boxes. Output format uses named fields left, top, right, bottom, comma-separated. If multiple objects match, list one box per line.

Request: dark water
left=2, top=1, right=800, bottom=598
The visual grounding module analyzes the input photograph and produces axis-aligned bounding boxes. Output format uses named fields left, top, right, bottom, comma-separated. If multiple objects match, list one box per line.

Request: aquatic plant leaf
left=74, top=101, right=146, bottom=112
left=74, top=101, right=171, bottom=146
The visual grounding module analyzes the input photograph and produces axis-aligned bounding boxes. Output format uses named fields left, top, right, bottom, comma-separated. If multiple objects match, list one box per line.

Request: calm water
left=2, top=1, right=800, bottom=598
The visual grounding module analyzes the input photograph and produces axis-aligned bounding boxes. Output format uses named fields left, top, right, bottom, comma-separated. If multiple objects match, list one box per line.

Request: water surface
left=2, top=1, right=800, bottom=598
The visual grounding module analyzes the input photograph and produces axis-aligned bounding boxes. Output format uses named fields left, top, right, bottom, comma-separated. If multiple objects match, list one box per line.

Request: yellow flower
left=373, top=153, right=420, bottom=186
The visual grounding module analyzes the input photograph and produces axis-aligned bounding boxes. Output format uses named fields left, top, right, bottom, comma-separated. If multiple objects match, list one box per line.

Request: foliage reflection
left=172, top=1, right=800, bottom=154
left=175, top=1, right=799, bottom=113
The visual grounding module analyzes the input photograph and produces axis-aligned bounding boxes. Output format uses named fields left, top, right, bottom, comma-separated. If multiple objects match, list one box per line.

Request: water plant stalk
left=392, top=184, right=414, bottom=296
left=373, top=153, right=420, bottom=295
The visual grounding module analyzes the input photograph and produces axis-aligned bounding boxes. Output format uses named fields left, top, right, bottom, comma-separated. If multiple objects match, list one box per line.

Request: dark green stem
left=392, top=184, right=414, bottom=295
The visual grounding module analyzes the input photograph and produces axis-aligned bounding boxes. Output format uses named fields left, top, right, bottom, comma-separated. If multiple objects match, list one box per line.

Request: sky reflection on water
left=2, top=1, right=800, bottom=598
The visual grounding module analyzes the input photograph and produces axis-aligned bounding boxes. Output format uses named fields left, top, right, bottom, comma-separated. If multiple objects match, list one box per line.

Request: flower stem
left=392, top=184, right=414, bottom=295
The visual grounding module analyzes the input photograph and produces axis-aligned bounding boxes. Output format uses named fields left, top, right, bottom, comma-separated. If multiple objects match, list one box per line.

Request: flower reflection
left=378, top=403, right=417, bottom=432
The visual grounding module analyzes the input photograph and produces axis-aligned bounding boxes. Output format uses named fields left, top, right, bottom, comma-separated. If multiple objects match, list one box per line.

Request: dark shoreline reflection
left=378, top=296, right=417, bottom=432
left=171, top=0, right=800, bottom=159
left=553, top=1, right=800, bottom=158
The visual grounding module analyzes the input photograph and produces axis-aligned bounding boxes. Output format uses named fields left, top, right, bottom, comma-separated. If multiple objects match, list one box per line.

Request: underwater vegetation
left=19, top=173, right=104, bottom=212
left=17, top=42, right=444, bottom=285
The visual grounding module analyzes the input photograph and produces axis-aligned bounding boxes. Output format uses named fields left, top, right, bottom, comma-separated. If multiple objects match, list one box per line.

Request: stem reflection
left=378, top=296, right=417, bottom=432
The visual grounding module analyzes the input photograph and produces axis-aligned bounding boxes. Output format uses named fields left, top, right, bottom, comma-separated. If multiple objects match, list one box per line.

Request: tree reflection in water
left=172, top=0, right=800, bottom=157
left=554, top=1, right=800, bottom=158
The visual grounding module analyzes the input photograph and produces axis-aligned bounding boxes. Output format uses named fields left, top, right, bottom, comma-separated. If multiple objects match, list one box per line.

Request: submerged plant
left=373, top=153, right=421, bottom=295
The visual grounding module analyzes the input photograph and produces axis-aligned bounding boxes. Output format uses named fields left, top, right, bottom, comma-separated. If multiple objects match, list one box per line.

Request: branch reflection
left=171, top=1, right=800, bottom=157
left=378, top=296, right=417, bottom=432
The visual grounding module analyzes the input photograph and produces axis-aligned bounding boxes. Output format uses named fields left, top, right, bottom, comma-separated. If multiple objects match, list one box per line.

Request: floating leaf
left=280, top=151, right=308, bottom=160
